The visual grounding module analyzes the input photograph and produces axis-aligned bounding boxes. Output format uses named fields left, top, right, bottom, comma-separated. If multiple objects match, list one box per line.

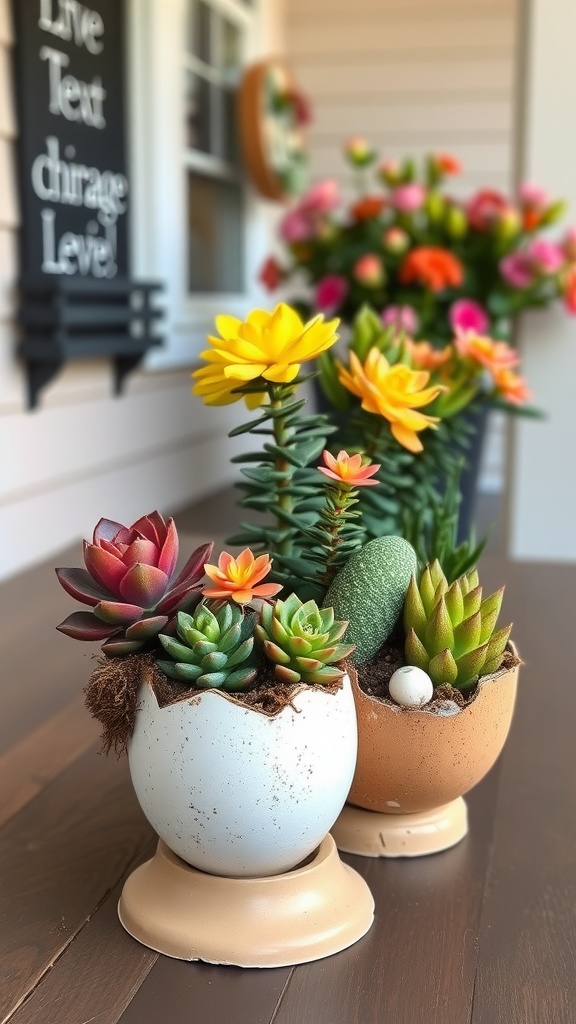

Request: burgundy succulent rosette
left=56, top=512, right=213, bottom=655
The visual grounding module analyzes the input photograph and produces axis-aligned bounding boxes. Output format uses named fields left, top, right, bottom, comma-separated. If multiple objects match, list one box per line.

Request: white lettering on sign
left=40, top=45, right=106, bottom=127
left=38, top=0, right=104, bottom=54
left=41, top=208, right=118, bottom=277
left=32, top=137, right=128, bottom=225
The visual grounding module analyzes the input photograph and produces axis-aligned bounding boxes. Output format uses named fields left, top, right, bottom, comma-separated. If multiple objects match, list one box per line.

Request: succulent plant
left=256, top=593, right=354, bottom=685
left=157, top=603, right=258, bottom=691
left=56, top=512, right=213, bottom=656
left=403, top=560, right=511, bottom=691
left=324, top=535, right=418, bottom=664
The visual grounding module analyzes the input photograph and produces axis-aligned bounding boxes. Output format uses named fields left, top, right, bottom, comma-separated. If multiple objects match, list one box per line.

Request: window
left=128, top=0, right=265, bottom=369
left=184, top=0, right=248, bottom=293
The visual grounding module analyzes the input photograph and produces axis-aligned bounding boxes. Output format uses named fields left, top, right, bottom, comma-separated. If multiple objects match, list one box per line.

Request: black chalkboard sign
left=11, top=0, right=163, bottom=407
left=12, top=0, right=129, bottom=279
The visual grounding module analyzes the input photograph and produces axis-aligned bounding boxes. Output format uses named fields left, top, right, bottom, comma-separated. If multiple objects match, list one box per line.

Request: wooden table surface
left=1, top=526, right=575, bottom=1024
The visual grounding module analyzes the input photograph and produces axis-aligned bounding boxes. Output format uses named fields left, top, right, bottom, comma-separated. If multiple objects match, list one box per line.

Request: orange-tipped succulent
left=318, top=450, right=380, bottom=487
left=203, top=548, right=283, bottom=605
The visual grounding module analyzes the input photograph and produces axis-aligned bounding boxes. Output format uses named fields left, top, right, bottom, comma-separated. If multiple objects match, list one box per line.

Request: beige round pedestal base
left=118, top=834, right=374, bottom=967
left=332, top=798, right=468, bottom=858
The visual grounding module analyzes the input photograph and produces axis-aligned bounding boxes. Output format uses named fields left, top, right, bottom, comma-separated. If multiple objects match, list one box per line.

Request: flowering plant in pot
left=314, top=302, right=533, bottom=548
left=55, top=308, right=380, bottom=967
left=190, top=302, right=521, bottom=860
left=260, top=143, right=574, bottom=539
left=261, top=143, right=576, bottom=338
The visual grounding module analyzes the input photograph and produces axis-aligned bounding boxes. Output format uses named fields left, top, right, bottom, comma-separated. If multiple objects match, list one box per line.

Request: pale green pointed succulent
left=403, top=560, right=511, bottom=691
left=256, top=593, right=355, bottom=686
left=157, top=603, right=258, bottom=691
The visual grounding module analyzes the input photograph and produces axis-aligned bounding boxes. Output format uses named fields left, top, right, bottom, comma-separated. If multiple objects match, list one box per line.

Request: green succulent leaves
left=404, top=560, right=511, bottom=691
left=257, top=593, right=354, bottom=686
left=157, top=604, right=258, bottom=691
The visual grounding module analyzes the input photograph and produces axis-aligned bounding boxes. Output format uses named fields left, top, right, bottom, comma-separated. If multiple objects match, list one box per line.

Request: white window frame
left=127, top=0, right=268, bottom=370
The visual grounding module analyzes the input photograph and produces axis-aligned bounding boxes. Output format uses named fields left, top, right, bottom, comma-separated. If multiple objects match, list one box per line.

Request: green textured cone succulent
left=403, top=560, right=511, bottom=691
left=157, top=603, right=258, bottom=692
left=256, top=593, right=355, bottom=686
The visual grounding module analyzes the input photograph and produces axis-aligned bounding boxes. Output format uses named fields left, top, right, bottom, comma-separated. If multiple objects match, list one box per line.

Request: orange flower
left=454, top=332, right=519, bottom=374
left=351, top=195, right=387, bottom=221
left=406, top=339, right=453, bottom=371
left=318, top=450, right=380, bottom=487
left=399, top=247, right=464, bottom=292
left=492, top=367, right=533, bottom=406
left=435, top=153, right=461, bottom=175
left=337, top=348, right=446, bottom=453
left=203, top=549, right=282, bottom=605
left=522, top=209, right=543, bottom=232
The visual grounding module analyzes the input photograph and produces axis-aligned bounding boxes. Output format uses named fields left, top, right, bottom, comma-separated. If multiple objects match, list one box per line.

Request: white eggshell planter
left=128, top=672, right=358, bottom=878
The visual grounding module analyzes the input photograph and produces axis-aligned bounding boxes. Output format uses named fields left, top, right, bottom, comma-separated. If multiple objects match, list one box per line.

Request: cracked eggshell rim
left=128, top=671, right=357, bottom=877
left=347, top=646, right=520, bottom=815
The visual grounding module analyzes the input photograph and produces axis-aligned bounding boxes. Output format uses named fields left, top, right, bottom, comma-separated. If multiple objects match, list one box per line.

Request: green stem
left=271, top=386, right=296, bottom=557
left=316, top=485, right=358, bottom=587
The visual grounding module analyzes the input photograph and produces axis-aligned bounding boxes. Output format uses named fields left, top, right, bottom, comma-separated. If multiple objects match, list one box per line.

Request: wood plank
left=312, top=99, right=513, bottom=138
left=0, top=745, right=154, bottom=1022
left=8, top=853, right=158, bottom=1024
left=0, top=694, right=99, bottom=828
left=297, top=56, right=514, bottom=98
left=271, top=771, right=501, bottom=1024
left=118, top=955, right=293, bottom=1024
left=288, top=12, right=515, bottom=58
left=470, top=561, right=576, bottom=1024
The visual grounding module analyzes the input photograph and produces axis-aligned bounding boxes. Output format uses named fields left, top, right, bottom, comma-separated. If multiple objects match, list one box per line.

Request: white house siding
left=508, top=0, right=576, bottom=561
left=0, top=0, right=282, bottom=581
left=285, top=0, right=519, bottom=494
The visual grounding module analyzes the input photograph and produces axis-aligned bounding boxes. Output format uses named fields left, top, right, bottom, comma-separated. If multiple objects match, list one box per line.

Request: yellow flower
left=337, top=348, right=446, bottom=453
left=192, top=303, right=339, bottom=406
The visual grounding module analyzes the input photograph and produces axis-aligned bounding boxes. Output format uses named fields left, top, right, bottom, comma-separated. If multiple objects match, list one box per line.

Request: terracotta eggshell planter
left=127, top=669, right=358, bottom=878
left=332, top=650, right=519, bottom=857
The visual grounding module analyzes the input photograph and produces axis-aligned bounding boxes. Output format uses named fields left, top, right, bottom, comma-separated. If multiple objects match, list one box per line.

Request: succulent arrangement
left=57, top=302, right=517, bottom=752
left=189, top=303, right=516, bottom=712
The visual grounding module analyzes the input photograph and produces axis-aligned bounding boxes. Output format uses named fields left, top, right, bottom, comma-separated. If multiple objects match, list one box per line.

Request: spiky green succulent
left=256, top=593, right=354, bottom=686
left=157, top=603, right=257, bottom=691
left=403, top=560, right=511, bottom=692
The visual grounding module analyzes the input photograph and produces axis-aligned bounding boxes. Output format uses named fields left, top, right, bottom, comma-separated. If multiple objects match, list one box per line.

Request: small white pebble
left=389, top=665, right=434, bottom=708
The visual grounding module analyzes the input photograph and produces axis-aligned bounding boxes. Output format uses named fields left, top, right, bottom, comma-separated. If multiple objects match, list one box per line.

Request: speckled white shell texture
left=128, top=675, right=357, bottom=878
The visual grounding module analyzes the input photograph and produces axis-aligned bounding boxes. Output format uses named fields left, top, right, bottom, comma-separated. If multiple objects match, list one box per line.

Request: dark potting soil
left=356, top=644, right=520, bottom=712
left=84, top=652, right=342, bottom=756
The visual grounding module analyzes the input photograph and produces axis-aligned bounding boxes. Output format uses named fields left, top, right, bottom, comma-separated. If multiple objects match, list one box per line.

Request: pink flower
left=318, top=450, right=380, bottom=487
left=449, top=299, right=489, bottom=335
left=301, top=179, right=340, bottom=214
left=280, top=209, right=312, bottom=242
left=382, top=227, right=410, bottom=254
left=500, top=251, right=535, bottom=289
left=381, top=304, right=419, bottom=335
left=519, top=182, right=549, bottom=210
left=315, top=274, right=349, bottom=314
left=354, top=254, right=384, bottom=288
left=527, top=239, right=565, bottom=275
left=467, top=190, right=508, bottom=231
left=390, top=183, right=426, bottom=213
left=455, top=332, right=519, bottom=372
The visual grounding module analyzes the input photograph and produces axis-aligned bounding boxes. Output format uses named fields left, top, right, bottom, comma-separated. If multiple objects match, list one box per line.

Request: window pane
left=188, top=0, right=212, bottom=64
left=185, top=71, right=211, bottom=152
left=187, top=173, right=243, bottom=292
left=222, top=19, right=241, bottom=77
